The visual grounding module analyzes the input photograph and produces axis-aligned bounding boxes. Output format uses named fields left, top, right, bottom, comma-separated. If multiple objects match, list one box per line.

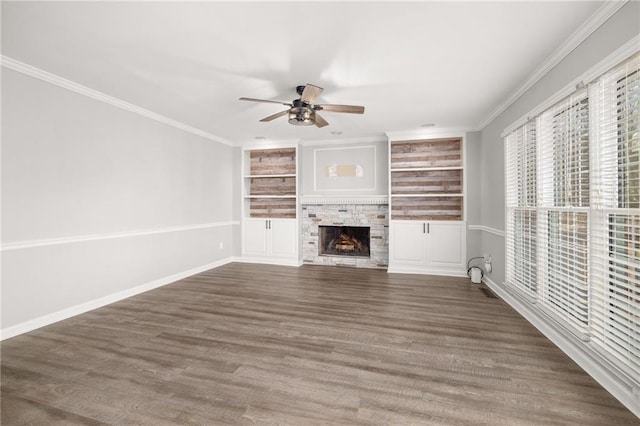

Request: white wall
left=1, top=68, right=237, bottom=337
left=464, top=131, right=482, bottom=258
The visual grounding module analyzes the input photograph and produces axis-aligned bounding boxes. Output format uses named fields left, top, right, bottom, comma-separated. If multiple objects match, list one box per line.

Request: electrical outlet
left=219, top=242, right=224, bottom=250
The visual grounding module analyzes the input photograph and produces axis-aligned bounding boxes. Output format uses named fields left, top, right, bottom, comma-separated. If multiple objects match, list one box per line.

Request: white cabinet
left=270, top=219, right=298, bottom=258
left=242, top=218, right=298, bottom=264
left=389, top=220, right=466, bottom=276
left=242, top=219, right=269, bottom=257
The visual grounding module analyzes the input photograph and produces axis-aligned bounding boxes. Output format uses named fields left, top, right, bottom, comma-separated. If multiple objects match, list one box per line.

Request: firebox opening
left=319, top=226, right=370, bottom=258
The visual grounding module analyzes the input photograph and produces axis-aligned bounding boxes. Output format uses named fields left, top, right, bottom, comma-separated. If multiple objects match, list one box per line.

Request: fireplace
left=319, top=226, right=370, bottom=257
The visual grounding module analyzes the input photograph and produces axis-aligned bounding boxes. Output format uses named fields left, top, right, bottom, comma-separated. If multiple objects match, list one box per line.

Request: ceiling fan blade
left=314, top=113, right=329, bottom=128
left=300, top=84, right=323, bottom=104
left=259, top=110, right=289, bottom=122
left=317, top=104, right=365, bottom=114
left=239, top=97, right=292, bottom=106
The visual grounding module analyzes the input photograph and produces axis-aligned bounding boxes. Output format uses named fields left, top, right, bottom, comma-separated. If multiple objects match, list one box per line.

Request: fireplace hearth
left=319, top=226, right=370, bottom=257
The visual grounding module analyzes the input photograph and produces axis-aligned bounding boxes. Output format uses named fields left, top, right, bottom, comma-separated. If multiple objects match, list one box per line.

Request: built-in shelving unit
left=244, top=148, right=297, bottom=219
left=241, top=146, right=299, bottom=266
left=390, top=138, right=463, bottom=220
left=387, top=134, right=466, bottom=277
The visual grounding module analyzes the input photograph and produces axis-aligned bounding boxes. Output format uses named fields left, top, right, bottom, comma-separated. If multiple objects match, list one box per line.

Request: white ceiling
left=2, top=1, right=606, bottom=144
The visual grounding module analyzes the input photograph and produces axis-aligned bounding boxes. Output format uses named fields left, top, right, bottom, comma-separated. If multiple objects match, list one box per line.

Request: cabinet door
left=426, top=222, right=465, bottom=268
left=270, top=219, right=298, bottom=258
left=390, top=221, right=427, bottom=265
left=243, top=219, right=269, bottom=256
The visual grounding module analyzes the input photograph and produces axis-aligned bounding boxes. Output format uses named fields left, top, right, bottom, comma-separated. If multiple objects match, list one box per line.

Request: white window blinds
left=537, top=91, right=590, bottom=334
left=505, top=53, right=640, bottom=378
left=505, top=122, right=538, bottom=298
left=590, top=56, right=640, bottom=379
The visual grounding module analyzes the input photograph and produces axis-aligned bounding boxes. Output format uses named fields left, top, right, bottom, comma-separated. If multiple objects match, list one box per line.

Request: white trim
left=0, top=257, right=235, bottom=341
left=1, top=55, right=233, bottom=147
left=483, top=276, right=640, bottom=419
left=300, top=195, right=388, bottom=205
left=300, top=135, right=386, bottom=147
left=1, top=221, right=240, bottom=251
left=502, top=34, right=640, bottom=137
left=385, top=129, right=468, bottom=141
left=239, top=139, right=300, bottom=150
left=387, top=266, right=468, bottom=278
left=481, top=1, right=629, bottom=130
left=468, top=224, right=505, bottom=238
left=234, top=256, right=302, bottom=267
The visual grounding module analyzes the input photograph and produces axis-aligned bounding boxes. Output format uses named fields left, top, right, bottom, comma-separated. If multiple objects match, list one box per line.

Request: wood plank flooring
left=2, top=263, right=638, bottom=425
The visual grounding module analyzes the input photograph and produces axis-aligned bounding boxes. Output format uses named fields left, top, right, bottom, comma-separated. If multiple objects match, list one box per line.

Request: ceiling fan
left=239, top=84, right=364, bottom=128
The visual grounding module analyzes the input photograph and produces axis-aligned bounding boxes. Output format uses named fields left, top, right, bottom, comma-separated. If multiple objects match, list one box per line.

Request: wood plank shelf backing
left=245, top=147, right=297, bottom=218
left=391, top=196, right=463, bottom=221
left=391, top=138, right=462, bottom=169
left=391, top=169, right=462, bottom=194
left=249, top=198, right=297, bottom=218
left=249, top=176, right=296, bottom=196
left=250, top=148, right=296, bottom=175
left=390, top=137, right=464, bottom=220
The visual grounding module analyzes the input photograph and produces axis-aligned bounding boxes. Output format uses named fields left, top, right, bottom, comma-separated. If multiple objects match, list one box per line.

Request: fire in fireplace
left=319, top=226, right=370, bottom=257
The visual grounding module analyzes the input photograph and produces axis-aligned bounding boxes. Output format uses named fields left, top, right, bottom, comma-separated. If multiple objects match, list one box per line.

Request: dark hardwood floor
left=2, top=263, right=637, bottom=425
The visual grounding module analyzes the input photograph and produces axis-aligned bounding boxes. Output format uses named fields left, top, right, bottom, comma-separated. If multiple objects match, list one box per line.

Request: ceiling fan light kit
left=240, top=84, right=364, bottom=129
left=288, top=106, right=316, bottom=126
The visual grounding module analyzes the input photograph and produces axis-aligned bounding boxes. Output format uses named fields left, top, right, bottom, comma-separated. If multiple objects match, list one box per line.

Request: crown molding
left=300, top=134, right=387, bottom=147
left=502, top=34, right=640, bottom=138
left=478, top=0, right=628, bottom=130
left=1, top=55, right=233, bottom=147
left=385, top=128, right=468, bottom=141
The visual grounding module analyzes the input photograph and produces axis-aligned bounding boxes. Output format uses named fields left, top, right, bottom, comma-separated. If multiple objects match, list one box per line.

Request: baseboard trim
left=0, top=257, right=234, bottom=341
left=387, top=266, right=468, bottom=278
left=483, top=276, right=640, bottom=418
left=234, top=256, right=302, bottom=267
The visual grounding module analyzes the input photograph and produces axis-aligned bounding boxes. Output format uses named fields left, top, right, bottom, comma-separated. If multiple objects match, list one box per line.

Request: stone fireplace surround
left=301, top=198, right=389, bottom=268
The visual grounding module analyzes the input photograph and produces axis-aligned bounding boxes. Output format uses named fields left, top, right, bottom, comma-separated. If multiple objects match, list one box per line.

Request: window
left=506, top=122, right=538, bottom=297
left=537, top=90, right=590, bottom=334
left=505, top=54, right=640, bottom=378
left=590, top=58, right=640, bottom=377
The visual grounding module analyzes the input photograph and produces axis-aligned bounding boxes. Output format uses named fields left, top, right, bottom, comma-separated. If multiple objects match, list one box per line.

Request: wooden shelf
left=244, top=174, right=297, bottom=178
left=390, top=137, right=463, bottom=220
left=390, top=194, right=463, bottom=198
left=245, top=195, right=297, bottom=199
left=391, top=166, right=462, bottom=172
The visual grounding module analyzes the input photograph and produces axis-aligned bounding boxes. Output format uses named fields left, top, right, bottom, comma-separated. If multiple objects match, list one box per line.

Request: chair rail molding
left=1, top=221, right=240, bottom=251
left=468, top=224, right=505, bottom=237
